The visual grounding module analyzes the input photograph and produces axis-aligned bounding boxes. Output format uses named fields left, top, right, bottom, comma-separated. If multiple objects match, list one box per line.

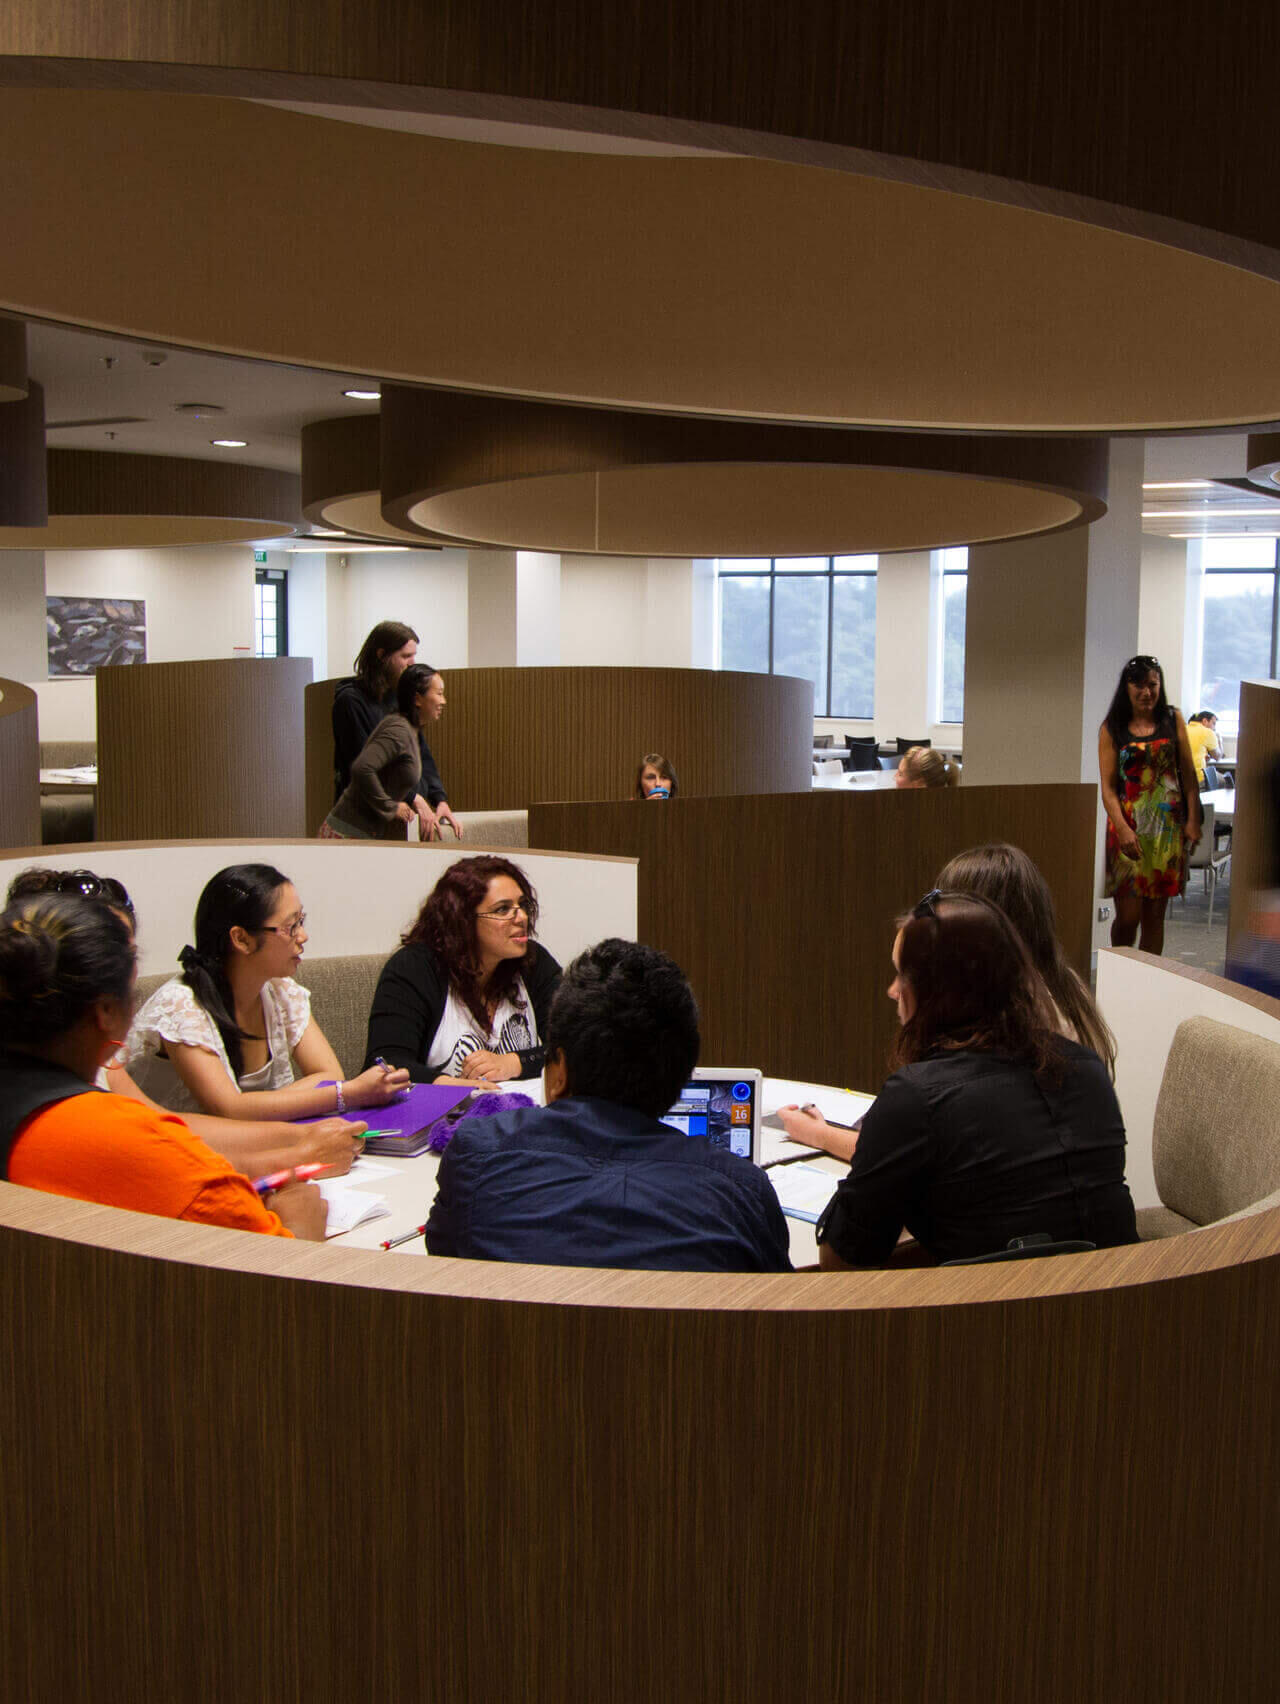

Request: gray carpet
left=1149, top=863, right=1231, bottom=975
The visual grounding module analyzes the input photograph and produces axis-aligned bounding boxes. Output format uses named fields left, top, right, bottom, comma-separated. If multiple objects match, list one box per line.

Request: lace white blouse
left=120, top=975, right=312, bottom=1114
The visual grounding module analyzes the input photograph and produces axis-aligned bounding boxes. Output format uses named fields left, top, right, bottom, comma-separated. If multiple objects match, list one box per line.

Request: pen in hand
left=252, top=1161, right=327, bottom=1196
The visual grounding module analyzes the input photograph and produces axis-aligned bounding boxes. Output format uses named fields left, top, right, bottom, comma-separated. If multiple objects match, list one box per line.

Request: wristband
left=320, top=1079, right=347, bottom=1114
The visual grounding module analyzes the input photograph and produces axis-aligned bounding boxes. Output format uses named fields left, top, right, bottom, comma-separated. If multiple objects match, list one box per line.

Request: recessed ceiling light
left=1142, top=479, right=1215, bottom=490
left=342, top=388, right=381, bottom=401
left=286, top=543, right=411, bottom=554
left=210, top=437, right=247, bottom=448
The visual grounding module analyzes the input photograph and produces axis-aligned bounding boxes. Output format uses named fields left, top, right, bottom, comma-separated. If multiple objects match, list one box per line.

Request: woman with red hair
left=363, top=856, right=561, bottom=1084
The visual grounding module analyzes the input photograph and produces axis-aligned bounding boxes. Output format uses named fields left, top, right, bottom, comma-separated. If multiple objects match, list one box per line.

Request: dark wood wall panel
left=1, top=1184, right=1277, bottom=1702
left=4, top=6, right=1280, bottom=253
left=1226, top=679, right=1280, bottom=965
left=531, top=785, right=1096, bottom=1091
left=305, top=667, right=813, bottom=831
left=0, top=678, right=39, bottom=849
left=98, top=658, right=312, bottom=841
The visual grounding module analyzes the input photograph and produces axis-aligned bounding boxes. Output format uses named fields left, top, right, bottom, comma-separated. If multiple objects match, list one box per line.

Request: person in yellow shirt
left=1187, top=711, right=1221, bottom=785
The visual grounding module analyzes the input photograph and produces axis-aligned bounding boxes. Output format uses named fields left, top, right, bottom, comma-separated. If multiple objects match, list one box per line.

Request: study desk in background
left=332, top=1076, right=864, bottom=1268
left=813, top=769, right=898, bottom=791
left=39, top=765, right=99, bottom=794
left=1201, top=788, right=1235, bottom=828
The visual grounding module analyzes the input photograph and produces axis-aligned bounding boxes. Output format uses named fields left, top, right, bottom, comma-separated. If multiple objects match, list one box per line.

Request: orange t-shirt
left=9, top=1091, right=291, bottom=1236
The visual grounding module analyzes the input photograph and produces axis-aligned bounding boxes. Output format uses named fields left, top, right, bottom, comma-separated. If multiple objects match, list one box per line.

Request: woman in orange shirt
left=0, top=893, right=326, bottom=1239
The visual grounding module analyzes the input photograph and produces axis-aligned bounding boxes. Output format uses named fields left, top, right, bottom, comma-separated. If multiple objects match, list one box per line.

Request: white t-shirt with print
left=426, top=980, right=536, bottom=1077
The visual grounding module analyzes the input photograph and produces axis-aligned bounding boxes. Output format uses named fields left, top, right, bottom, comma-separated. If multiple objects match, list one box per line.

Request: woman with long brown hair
left=363, top=855, right=561, bottom=1083
left=812, top=891, right=1136, bottom=1268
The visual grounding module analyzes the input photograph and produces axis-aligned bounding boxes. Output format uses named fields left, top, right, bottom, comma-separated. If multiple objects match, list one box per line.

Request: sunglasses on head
left=49, top=871, right=135, bottom=918
left=912, top=888, right=943, bottom=920
left=1125, top=655, right=1160, bottom=674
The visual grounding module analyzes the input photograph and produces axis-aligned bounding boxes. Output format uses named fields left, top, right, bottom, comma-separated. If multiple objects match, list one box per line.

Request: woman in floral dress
left=1099, top=655, right=1202, bottom=955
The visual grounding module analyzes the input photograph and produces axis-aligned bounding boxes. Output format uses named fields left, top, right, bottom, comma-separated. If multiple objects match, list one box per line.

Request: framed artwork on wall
left=46, top=597, right=147, bottom=676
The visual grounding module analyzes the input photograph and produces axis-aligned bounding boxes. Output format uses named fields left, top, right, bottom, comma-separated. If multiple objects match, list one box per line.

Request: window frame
left=716, top=555, right=877, bottom=717
left=254, top=565, right=289, bottom=659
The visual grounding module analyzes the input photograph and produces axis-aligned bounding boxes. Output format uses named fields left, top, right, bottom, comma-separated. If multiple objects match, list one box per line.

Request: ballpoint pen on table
left=380, top=1224, right=427, bottom=1250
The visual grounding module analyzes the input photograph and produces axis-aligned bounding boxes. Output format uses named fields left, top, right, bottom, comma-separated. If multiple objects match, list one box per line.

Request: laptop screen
left=660, top=1073, right=759, bottom=1161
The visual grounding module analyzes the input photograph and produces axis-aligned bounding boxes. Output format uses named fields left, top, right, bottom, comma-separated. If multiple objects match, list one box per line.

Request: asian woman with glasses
left=364, top=855, right=561, bottom=1084
left=808, top=891, right=1136, bottom=1269
left=1099, top=654, right=1201, bottom=955
left=120, top=863, right=410, bottom=1119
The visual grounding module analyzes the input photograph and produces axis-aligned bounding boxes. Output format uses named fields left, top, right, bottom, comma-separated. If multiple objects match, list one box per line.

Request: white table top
left=330, top=1075, right=865, bottom=1269
left=38, top=766, right=99, bottom=791
left=1202, top=788, right=1235, bottom=826
left=813, top=769, right=897, bottom=790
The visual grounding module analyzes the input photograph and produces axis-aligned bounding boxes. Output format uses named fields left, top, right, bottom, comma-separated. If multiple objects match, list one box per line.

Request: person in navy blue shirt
left=424, top=939, right=791, bottom=1272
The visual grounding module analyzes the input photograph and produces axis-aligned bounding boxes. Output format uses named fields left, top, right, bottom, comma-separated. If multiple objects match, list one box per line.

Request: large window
left=254, top=565, right=289, bottom=658
left=717, top=555, right=877, bottom=716
left=1199, top=538, right=1279, bottom=736
left=937, top=547, right=967, bottom=723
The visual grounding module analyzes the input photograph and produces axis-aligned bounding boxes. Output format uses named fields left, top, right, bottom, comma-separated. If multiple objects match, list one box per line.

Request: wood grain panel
left=305, top=667, right=813, bottom=830
left=0, top=1182, right=1277, bottom=1701
left=97, top=659, right=312, bottom=841
left=379, top=387, right=1108, bottom=555
left=531, top=785, right=1096, bottom=1090
left=4, top=4, right=1280, bottom=258
left=0, top=379, right=45, bottom=526
left=1226, top=679, right=1280, bottom=965
left=0, top=678, right=40, bottom=849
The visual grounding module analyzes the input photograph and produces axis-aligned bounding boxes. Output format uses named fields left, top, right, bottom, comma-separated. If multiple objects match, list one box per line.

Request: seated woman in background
left=813, top=892, right=1137, bottom=1269
left=324, top=663, right=461, bottom=841
left=895, top=747, right=960, bottom=789
left=364, top=855, right=561, bottom=1083
left=635, top=753, right=679, bottom=800
left=5, top=867, right=365, bottom=1180
left=0, top=894, right=326, bottom=1239
left=120, top=863, right=410, bottom=1119
left=331, top=619, right=460, bottom=840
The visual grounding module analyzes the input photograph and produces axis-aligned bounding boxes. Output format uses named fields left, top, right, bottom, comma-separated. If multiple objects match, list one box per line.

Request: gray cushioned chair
left=39, top=740, right=97, bottom=846
left=1137, top=1014, right=1280, bottom=1238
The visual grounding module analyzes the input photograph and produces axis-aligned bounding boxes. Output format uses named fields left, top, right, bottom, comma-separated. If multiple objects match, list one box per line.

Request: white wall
left=1138, top=534, right=1189, bottom=709
left=0, top=552, right=46, bottom=683
left=561, top=554, right=649, bottom=664
left=517, top=552, right=561, bottom=665
left=285, top=551, right=328, bottom=679
left=323, top=548, right=470, bottom=680
left=29, top=544, right=257, bottom=741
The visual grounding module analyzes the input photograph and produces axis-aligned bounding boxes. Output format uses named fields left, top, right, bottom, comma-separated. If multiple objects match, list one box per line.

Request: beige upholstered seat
left=39, top=739, right=97, bottom=845
left=1137, top=1015, right=1280, bottom=1238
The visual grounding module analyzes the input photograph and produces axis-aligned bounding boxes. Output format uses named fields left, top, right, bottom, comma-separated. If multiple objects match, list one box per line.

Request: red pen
left=252, top=1162, right=327, bottom=1195
left=380, top=1223, right=427, bottom=1250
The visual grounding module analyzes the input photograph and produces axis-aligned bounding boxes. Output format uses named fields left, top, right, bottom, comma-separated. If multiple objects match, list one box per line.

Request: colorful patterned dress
left=1104, top=722, right=1187, bottom=899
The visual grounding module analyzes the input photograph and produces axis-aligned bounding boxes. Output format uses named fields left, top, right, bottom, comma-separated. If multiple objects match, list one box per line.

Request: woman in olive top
left=0, top=894, right=326, bottom=1239
left=324, top=663, right=452, bottom=841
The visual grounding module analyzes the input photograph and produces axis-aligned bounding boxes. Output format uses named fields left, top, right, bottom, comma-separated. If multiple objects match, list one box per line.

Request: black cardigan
left=363, top=940, right=562, bottom=1081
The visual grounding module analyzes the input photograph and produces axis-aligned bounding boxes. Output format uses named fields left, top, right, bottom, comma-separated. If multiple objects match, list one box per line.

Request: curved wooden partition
left=97, top=659, right=312, bottom=841
left=1227, top=678, right=1280, bottom=966
left=305, top=667, right=813, bottom=830
left=531, top=783, right=1097, bottom=1091
left=1, top=1185, right=1276, bottom=1701
left=0, top=678, right=39, bottom=849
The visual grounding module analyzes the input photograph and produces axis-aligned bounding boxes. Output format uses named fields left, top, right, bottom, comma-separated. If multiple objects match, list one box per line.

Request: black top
left=424, top=1095, right=792, bottom=1272
left=363, top=939, right=562, bottom=1081
left=331, top=677, right=447, bottom=807
left=0, top=1050, right=96, bottom=1179
left=817, top=1040, right=1138, bottom=1266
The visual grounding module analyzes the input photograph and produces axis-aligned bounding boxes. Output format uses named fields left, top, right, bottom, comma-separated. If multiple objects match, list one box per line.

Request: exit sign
left=254, top=549, right=268, bottom=563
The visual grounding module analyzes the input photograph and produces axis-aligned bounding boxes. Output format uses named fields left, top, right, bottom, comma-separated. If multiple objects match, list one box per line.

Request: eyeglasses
left=913, top=888, right=943, bottom=919
left=1125, top=655, right=1160, bottom=673
left=47, top=871, right=135, bottom=918
left=476, top=899, right=534, bottom=922
left=262, top=913, right=307, bottom=941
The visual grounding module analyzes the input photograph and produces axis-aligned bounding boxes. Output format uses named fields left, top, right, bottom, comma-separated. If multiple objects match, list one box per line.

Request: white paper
left=769, top=1163, right=841, bottom=1224
left=316, top=1177, right=393, bottom=1237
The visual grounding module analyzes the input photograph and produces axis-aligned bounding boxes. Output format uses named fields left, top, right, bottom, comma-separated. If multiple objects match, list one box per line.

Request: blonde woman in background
left=895, top=747, right=961, bottom=789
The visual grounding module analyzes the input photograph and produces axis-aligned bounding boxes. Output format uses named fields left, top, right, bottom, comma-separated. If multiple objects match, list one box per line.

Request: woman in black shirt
left=816, top=890, right=1137, bottom=1269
